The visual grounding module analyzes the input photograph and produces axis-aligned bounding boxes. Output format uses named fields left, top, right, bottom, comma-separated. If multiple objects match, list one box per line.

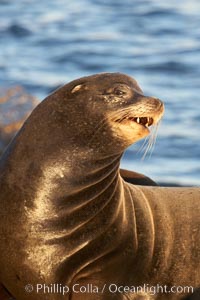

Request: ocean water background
left=0, top=0, right=199, bottom=186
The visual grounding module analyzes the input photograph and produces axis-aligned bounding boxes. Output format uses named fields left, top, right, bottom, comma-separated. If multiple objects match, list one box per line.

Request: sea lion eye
left=114, top=88, right=126, bottom=96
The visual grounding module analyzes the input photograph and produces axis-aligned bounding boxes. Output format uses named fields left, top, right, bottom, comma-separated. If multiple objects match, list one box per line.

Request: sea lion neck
left=0, top=120, right=124, bottom=204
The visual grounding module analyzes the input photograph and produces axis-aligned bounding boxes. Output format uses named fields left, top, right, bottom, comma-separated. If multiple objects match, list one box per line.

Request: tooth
left=137, top=117, right=140, bottom=124
left=145, top=123, right=148, bottom=127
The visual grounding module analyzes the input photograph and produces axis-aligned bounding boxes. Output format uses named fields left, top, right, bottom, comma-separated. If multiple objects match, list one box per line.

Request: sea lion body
left=0, top=73, right=199, bottom=300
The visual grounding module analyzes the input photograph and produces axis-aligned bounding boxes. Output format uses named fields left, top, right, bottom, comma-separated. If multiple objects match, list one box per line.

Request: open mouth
left=115, top=116, right=154, bottom=128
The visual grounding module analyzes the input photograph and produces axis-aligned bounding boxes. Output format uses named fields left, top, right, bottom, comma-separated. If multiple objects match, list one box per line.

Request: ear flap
left=71, top=84, right=88, bottom=94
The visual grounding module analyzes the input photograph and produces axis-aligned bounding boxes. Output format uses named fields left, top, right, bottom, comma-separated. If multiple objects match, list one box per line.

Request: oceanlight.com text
left=25, top=283, right=194, bottom=296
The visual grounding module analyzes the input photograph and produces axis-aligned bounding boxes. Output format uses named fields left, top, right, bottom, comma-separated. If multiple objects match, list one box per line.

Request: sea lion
left=120, top=169, right=158, bottom=186
left=0, top=73, right=199, bottom=300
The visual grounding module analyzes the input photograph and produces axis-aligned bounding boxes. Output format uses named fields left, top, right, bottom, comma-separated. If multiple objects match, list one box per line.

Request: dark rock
left=0, top=86, right=38, bottom=155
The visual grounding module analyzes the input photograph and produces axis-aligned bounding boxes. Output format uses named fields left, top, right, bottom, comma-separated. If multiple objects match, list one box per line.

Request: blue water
left=0, top=0, right=200, bottom=185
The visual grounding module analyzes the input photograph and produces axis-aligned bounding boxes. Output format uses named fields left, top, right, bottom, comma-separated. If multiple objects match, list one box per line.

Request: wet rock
left=0, top=86, right=38, bottom=155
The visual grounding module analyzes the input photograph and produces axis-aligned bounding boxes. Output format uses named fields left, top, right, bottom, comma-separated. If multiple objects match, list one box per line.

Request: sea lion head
left=15, top=73, right=164, bottom=160
left=64, top=72, right=164, bottom=153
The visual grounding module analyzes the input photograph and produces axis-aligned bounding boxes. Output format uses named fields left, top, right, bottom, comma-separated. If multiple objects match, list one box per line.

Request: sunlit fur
left=88, top=104, right=163, bottom=153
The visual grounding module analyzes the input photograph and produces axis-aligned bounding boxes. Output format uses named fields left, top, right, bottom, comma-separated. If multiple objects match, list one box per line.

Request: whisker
left=137, top=135, right=149, bottom=155
left=141, top=139, right=151, bottom=160
left=141, top=127, right=154, bottom=160
left=141, top=122, right=160, bottom=160
left=149, top=122, right=160, bottom=158
left=146, top=129, right=156, bottom=159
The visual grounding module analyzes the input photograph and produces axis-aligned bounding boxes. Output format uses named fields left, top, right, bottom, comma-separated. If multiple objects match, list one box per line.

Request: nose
left=150, top=96, right=162, bottom=103
left=145, top=95, right=164, bottom=109
left=153, top=97, right=164, bottom=111
left=130, top=91, right=165, bottom=112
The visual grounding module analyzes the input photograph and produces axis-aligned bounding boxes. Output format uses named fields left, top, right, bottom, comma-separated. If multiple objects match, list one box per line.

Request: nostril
left=151, top=96, right=163, bottom=104
left=151, top=97, right=164, bottom=107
